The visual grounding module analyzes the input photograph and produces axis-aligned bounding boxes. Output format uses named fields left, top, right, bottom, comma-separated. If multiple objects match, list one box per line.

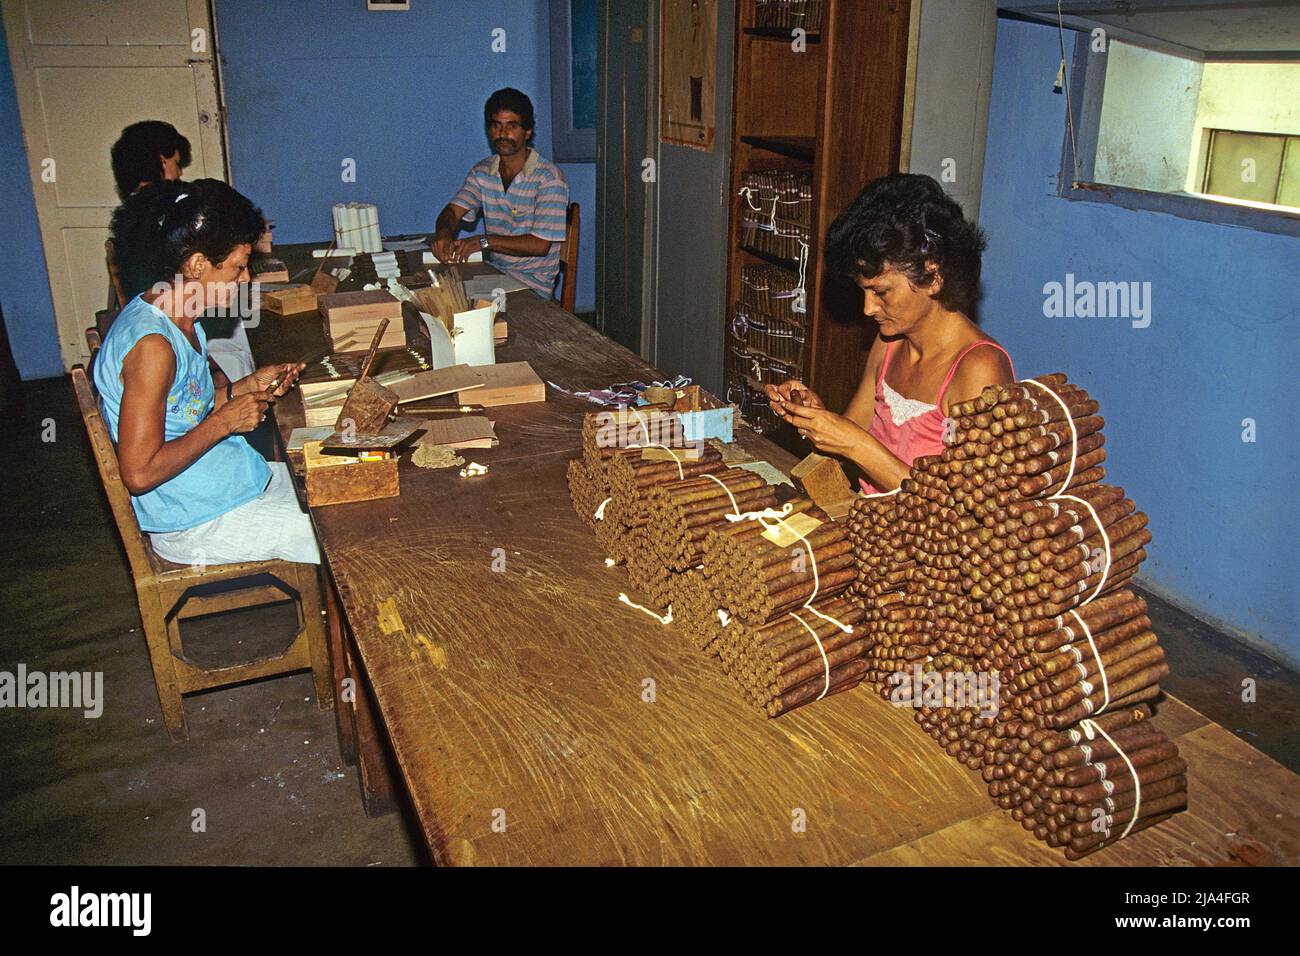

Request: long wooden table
left=251, top=247, right=1299, bottom=866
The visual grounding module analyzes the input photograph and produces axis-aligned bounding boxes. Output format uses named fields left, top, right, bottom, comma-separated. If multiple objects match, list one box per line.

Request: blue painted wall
left=979, top=19, right=1299, bottom=663
left=215, top=0, right=596, bottom=312
left=0, top=15, right=61, bottom=380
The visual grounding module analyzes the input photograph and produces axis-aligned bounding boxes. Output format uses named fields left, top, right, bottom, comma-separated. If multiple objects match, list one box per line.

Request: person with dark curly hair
left=110, top=120, right=191, bottom=201
left=766, top=173, right=1015, bottom=493
left=431, top=87, right=569, bottom=298
left=95, top=179, right=318, bottom=565
left=109, top=120, right=264, bottom=380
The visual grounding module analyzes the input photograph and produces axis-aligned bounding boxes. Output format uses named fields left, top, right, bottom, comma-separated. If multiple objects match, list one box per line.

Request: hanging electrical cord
left=1057, top=0, right=1081, bottom=184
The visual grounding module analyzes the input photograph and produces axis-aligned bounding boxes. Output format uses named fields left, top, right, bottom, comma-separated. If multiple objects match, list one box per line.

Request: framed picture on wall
left=366, top=1, right=410, bottom=10
left=549, top=0, right=597, bottom=161
left=660, top=0, right=716, bottom=151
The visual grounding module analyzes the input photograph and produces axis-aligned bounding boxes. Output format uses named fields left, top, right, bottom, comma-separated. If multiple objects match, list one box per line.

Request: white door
left=2, top=0, right=227, bottom=369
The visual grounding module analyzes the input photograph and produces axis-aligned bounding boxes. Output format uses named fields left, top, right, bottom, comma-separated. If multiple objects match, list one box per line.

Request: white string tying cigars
left=618, top=593, right=672, bottom=625
left=1021, top=379, right=1112, bottom=605
left=795, top=240, right=809, bottom=304
left=629, top=407, right=685, bottom=480
left=612, top=410, right=695, bottom=620
left=772, top=195, right=799, bottom=234
left=701, top=472, right=742, bottom=515
left=724, top=502, right=853, bottom=635
left=737, top=186, right=778, bottom=232
left=1016, top=379, right=1141, bottom=842
left=1017, top=378, right=1140, bottom=838
left=695, top=474, right=750, bottom=629
left=1057, top=493, right=1113, bottom=604
left=788, top=608, right=833, bottom=700
left=861, top=486, right=900, bottom=499
left=1070, top=608, right=1111, bottom=715
left=1078, top=716, right=1142, bottom=841
left=1022, top=378, right=1078, bottom=496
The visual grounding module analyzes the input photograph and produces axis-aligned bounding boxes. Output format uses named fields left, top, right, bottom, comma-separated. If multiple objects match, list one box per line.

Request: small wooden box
left=791, top=452, right=856, bottom=519
left=286, top=426, right=335, bottom=475
left=261, top=283, right=318, bottom=315
left=319, top=289, right=401, bottom=324
left=303, top=398, right=345, bottom=428
left=319, top=290, right=406, bottom=352
left=464, top=361, right=545, bottom=407
left=303, top=440, right=399, bottom=507
left=250, top=256, right=290, bottom=284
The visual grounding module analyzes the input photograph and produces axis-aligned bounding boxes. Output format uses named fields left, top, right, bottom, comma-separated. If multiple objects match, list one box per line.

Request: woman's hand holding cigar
left=765, top=378, right=825, bottom=413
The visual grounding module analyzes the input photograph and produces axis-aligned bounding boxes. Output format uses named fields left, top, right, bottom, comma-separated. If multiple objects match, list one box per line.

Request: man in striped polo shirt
left=432, top=88, right=569, bottom=299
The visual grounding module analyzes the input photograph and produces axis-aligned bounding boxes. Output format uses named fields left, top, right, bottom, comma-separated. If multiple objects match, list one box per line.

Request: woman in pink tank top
left=766, top=174, right=1015, bottom=493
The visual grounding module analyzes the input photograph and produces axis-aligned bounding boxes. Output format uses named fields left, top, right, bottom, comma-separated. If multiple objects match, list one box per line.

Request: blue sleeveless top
left=94, top=296, right=270, bottom=533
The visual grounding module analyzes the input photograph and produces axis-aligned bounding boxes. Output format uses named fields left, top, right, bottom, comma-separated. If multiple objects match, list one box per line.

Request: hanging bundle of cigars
left=847, top=372, right=1184, bottom=858
left=753, top=0, right=826, bottom=32
left=737, top=169, right=813, bottom=263
left=567, top=405, right=872, bottom=717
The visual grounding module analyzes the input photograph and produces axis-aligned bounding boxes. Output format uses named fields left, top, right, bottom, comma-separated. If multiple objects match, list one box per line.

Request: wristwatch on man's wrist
left=226, top=380, right=234, bottom=402
left=478, top=234, right=490, bottom=252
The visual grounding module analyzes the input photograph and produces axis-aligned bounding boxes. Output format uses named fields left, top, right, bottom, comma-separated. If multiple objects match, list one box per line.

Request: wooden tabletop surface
left=249, top=244, right=1299, bottom=867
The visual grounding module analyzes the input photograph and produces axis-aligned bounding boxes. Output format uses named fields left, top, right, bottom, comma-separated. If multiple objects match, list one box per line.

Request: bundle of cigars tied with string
left=566, top=404, right=869, bottom=716
left=846, top=372, right=1185, bottom=858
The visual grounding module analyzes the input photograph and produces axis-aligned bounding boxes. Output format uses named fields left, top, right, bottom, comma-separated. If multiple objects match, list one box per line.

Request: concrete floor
left=1, top=377, right=1296, bottom=865
left=0, top=378, right=424, bottom=865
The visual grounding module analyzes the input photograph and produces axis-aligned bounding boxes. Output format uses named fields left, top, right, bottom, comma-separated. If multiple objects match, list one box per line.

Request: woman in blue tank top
left=95, top=179, right=319, bottom=565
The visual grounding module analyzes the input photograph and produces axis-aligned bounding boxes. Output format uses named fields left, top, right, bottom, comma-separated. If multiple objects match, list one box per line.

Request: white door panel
left=37, top=66, right=209, bottom=206
left=61, top=226, right=114, bottom=329
left=25, top=0, right=191, bottom=46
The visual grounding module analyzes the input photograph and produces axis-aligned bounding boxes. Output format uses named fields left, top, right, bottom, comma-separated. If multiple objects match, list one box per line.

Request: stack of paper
left=416, top=416, right=498, bottom=450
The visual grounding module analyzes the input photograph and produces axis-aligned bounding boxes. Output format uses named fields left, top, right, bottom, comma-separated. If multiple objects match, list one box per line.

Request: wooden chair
left=84, top=327, right=102, bottom=380
left=71, top=366, right=333, bottom=741
left=554, top=202, right=580, bottom=314
left=0, top=305, right=21, bottom=419
left=105, top=238, right=126, bottom=310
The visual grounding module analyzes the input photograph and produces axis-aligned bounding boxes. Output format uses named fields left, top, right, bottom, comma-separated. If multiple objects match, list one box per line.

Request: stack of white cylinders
left=331, top=202, right=383, bottom=253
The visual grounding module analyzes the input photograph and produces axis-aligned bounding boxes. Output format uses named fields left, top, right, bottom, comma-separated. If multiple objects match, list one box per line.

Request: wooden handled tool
left=356, top=319, right=389, bottom=383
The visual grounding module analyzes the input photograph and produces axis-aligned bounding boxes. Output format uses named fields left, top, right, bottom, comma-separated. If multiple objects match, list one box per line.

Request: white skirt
left=150, top=462, right=320, bottom=566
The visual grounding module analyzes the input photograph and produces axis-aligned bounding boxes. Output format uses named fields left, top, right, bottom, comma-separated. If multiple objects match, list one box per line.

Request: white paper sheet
left=382, top=237, right=430, bottom=252
left=422, top=250, right=483, bottom=264
left=463, top=274, right=531, bottom=299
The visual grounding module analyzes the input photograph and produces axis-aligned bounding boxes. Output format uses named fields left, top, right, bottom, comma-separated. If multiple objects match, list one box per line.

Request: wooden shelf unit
left=742, top=26, right=822, bottom=43
left=724, top=0, right=913, bottom=444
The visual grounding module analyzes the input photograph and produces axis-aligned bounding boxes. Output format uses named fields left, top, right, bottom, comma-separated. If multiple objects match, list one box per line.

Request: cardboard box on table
left=403, top=299, right=498, bottom=370
left=641, top=384, right=735, bottom=444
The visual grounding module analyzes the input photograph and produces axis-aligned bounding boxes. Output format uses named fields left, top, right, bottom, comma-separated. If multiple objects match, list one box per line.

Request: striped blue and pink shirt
left=450, top=149, right=569, bottom=298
